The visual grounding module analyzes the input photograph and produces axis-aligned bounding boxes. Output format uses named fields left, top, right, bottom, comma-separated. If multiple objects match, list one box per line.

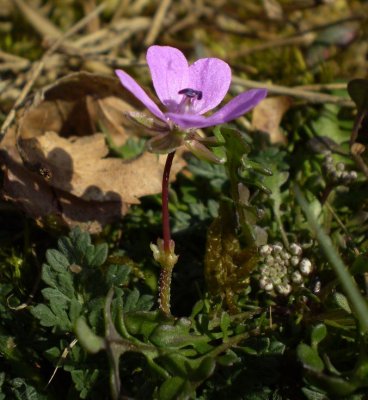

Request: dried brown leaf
left=1, top=72, right=185, bottom=233
left=252, top=96, right=293, bottom=145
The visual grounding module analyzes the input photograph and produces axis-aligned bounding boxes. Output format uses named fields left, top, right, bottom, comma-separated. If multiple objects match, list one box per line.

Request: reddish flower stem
left=162, top=151, right=175, bottom=252
left=158, top=151, right=176, bottom=315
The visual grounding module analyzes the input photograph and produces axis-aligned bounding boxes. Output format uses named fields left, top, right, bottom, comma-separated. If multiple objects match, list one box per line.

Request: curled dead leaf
left=0, top=72, right=185, bottom=233
left=351, top=142, right=366, bottom=156
left=252, top=96, right=293, bottom=145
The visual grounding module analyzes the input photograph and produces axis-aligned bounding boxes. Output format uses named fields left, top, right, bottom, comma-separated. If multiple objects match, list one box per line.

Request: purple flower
left=115, top=46, right=267, bottom=157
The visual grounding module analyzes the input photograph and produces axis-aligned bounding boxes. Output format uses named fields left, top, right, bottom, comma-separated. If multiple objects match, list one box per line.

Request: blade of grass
left=294, top=184, right=368, bottom=334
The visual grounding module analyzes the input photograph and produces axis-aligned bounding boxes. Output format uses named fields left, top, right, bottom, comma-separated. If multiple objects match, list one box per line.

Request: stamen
left=178, top=88, right=202, bottom=100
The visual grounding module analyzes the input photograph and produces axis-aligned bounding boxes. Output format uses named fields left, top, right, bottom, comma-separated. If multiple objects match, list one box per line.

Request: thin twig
left=45, top=338, right=78, bottom=389
left=0, top=50, right=29, bottom=64
left=144, top=0, right=172, bottom=46
left=295, top=83, right=348, bottom=91
left=0, top=2, right=107, bottom=142
left=0, top=61, right=44, bottom=141
left=228, top=32, right=315, bottom=58
left=72, top=17, right=150, bottom=51
left=111, top=0, right=131, bottom=22
left=232, top=76, right=354, bottom=107
left=81, top=0, right=100, bottom=33
left=80, top=55, right=147, bottom=69
left=12, top=0, right=63, bottom=39
left=0, top=62, right=30, bottom=72
left=167, top=2, right=211, bottom=35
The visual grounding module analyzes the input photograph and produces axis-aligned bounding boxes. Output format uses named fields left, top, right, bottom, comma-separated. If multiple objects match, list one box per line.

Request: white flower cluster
left=323, top=153, right=357, bottom=185
left=258, top=242, right=313, bottom=296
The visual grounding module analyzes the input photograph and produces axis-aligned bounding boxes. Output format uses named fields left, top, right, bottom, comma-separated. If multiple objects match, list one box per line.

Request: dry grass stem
left=12, top=0, right=62, bottom=39
left=144, top=0, right=172, bottom=46
left=232, top=76, right=355, bottom=107
left=81, top=0, right=100, bottom=33
left=0, top=2, right=107, bottom=141
left=228, top=33, right=316, bottom=58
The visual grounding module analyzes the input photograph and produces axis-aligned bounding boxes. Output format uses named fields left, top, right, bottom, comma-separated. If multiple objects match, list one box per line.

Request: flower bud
left=184, top=139, right=224, bottom=164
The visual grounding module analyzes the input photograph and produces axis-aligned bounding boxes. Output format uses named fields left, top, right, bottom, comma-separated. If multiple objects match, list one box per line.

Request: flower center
left=177, top=88, right=202, bottom=114
left=178, top=88, right=203, bottom=100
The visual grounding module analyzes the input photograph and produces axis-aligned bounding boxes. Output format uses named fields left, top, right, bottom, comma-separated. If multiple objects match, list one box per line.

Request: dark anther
left=178, top=88, right=202, bottom=100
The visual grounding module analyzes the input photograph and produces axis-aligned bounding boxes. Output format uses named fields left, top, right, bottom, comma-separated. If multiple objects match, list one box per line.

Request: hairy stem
left=159, top=151, right=176, bottom=315
left=159, top=267, right=172, bottom=315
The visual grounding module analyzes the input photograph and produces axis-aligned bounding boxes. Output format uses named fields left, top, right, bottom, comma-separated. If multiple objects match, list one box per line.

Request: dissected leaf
left=159, top=376, right=192, bottom=400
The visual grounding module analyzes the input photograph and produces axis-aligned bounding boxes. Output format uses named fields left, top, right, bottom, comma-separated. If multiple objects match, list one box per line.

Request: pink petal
left=115, top=69, right=166, bottom=122
left=188, top=58, right=231, bottom=115
left=167, top=89, right=267, bottom=129
left=146, top=46, right=189, bottom=111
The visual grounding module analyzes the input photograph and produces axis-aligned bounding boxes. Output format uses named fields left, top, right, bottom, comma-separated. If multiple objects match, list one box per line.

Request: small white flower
left=260, top=244, right=272, bottom=256
left=290, top=256, right=300, bottom=267
left=291, top=271, right=303, bottom=284
left=272, top=243, right=283, bottom=254
left=299, top=258, right=313, bottom=275
left=276, top=283, right=292, bottom=295
left=341, top=171, right=349, bottom=181
left=349, top=171, right=358, bottom=180
left=275, top=255, right=283, bottom=264
left=259, top=264, right=269, bottom=275
left=290, top=243, right=302, bottom=256
left=260, top=278, right=273, bottom=291
left=265, top=255, right=275, bottom=266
